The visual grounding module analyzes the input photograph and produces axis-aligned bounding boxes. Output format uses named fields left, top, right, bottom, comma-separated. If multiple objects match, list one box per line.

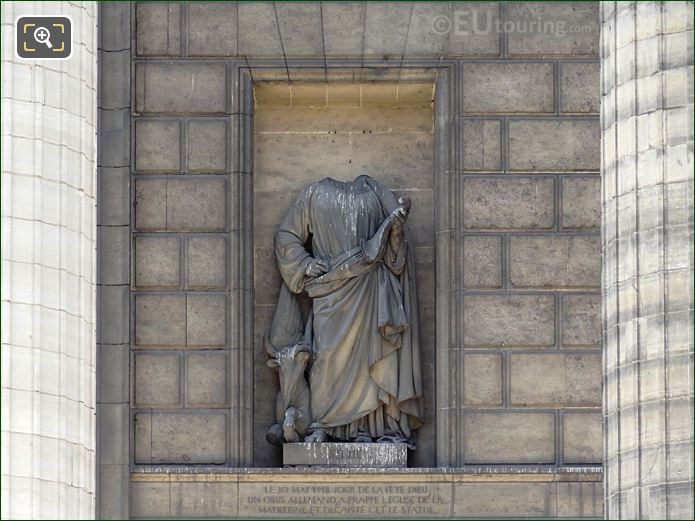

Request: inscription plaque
left=239, top=481, right=452, bottom=518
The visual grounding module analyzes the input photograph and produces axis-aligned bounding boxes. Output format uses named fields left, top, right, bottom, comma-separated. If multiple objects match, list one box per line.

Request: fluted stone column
left=1, top=2, right=98, bottom=518
left=601, top=1, right=694, bottom=518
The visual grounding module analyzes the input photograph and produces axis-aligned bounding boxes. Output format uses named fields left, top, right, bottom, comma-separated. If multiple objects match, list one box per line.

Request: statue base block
left=283, top=442, right=408, bottom=468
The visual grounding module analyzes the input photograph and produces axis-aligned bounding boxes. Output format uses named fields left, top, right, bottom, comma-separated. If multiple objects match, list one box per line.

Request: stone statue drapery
left=266, top=175, right=423, bottom=445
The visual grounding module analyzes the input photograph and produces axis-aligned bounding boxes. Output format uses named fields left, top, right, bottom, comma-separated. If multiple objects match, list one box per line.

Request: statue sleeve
left=274, top=185, right=314, bottom=294
left=383, top=232, right=407, bottom=276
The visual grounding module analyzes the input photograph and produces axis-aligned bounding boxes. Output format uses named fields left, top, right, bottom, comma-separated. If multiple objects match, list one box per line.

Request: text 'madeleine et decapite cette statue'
left=264, top=174, right=423, bottom=449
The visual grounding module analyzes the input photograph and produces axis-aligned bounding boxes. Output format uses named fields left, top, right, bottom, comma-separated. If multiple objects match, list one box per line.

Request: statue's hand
left=305, top=258, right=329, bottom=278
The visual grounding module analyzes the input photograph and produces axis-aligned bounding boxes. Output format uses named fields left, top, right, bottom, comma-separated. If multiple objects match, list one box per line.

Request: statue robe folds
left=274, top=175, right=424, bottom=442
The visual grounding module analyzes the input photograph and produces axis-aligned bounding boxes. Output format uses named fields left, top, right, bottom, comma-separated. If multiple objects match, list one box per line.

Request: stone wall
left=99, top=1, right=606, bottom=517
left=253, top=83, right=435, bottom=466
left=600, top=2, right=694, bottom=518
left=1, top=1, right=98, bottom=518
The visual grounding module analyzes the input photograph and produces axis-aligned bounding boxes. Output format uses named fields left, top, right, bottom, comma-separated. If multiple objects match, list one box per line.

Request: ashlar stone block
left=322, top=3, right=365, bottom=56
left=134, top=352, right=181, bottom=407
left=509, top=235, right=601, bottom=288
left=186, top=236, right=227, bottom=289
left=563, top=411, right=602, bottom=464
left=462, top=62, right=554, bottom=113
left=561, top=176, right=601, bottom=230
left=187, top=120, right=227, bottom=171
left=188, top=2, right=238, bottom=56
left=463, top=353, right=502, bottom=405
left=186, top=353, right=227, bottom=407
left=507, top=2, right=599, bottom=57
left=136, top=2, right=181, bottom=56
left=461, top=119, right=501, bottom=171
left=448, top=2, right=501, bottom=56
left=463, top=412, right=555, bottom=463
left=462, top=177, right=555, bottom=230
left=510, top=353, right=602, bottom=406
left=562, top=294, right=601, bottom=347
left=561, top=62, right=600, bottom=113
left=136, top=63, right=227, bottom=114
left=135, top=119, right=181, bottom=171
left=509, top=119, right=600, bottom=171
left=275, top=3, right=323, bottom=57
left=463, top=295, right=555, bottom=347
left=134, top=178, right=166, bottom=230
left=134, top=294, right=186, bottom=346
left=237, top=2, right=282, bottom=56
left=134, top=235, right=181, bottom=289
left=186, top=294, right=226, bottom=347
left=463, top=235, right=502, bottom=288
left=134, top=412, right=226, bottom=464
left=166, top=177, right=227, bottom=231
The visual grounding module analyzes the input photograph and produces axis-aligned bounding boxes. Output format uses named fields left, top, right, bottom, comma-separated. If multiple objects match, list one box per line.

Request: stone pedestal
left=283, top=443, right=408, bottom=468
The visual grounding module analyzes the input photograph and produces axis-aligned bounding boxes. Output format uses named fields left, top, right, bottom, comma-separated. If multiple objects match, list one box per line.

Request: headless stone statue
left=265, top=175, right=423, bottom=447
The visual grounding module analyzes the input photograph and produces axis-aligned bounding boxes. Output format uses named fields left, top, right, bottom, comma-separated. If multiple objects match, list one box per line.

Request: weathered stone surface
left=509, top=235, right=601, bottom=288
left=364, top=2, right=412, bottom=55
left=187, top=120, right=227, bottom=171
left=462, top=177, right=555, bottom=230
left=98, top=167, right=129, bottom=226
left=462, top=62, right=554, bottom=113
left=556, top=482, right=602, bottom=517
left=136, top=2, right=181, bottom=56
left=322, top=3, right=365, bottom=56
left=134, top=294, right=186, bottom=346
left=186, top=294, right=226, bottom=346
left=97, top=344, right=129, bottom=403
left=463, top=412, right=555, bottom=463
left=561, top=176, right=601, bottom=230
left=453, top=482, right=554, bottom=518
left=509, top=119, right=600, bottom=171
left=462, top=235, right=502, bottom=288
left=134, top=412, right=227, bottom=464
left=98, top=226, right=129, bottom=285
left=563, top=412, right=602, bottom=464
left=463, top=354, right=502, bottom=405
left=448, top=2, right=502, bottom=56
left=166, top=177, right=227, bottom=231
left=510, top=353, right=602, bottom=406
left=562, top=293, right=601, bottom=346
left=134, top=352, right=181, bottom=407
left=507, top=2, right=599, bottom=57
left=170, top=482, right=239, bottom=517
left=275, top=3, right=323, bottom=57
left=131, top=481, right=170, bottom=517
left=187, top=2, right=238, bottom=56
left=100, top=50, right=130, bottom=110
left=237, top=2, right=282, bottom=56
left=461, top=119, right=501, bottom=171
left=463, top=295, right=555, bottom=347
left=98, top=285, right=129, bottom=345
left=134, top=178, right=167, bottom=230
left=134, top=235, right=181, bottom=289
left=136, top=63, right=227, bottom=114
left=561, top=62, right=600, bottom=113
left=99, top=2, right=131, bottom=52
left=186, top=235, right=227, bottom=289
left=135, top=119, right=181, bottom=171
left=186, top=353, right=228, bottom=407
left=283, top=443, right=408, bottom=468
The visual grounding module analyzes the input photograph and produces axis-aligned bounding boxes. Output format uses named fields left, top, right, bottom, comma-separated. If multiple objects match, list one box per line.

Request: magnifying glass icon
left=33, top=26, right=53, bottom=49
